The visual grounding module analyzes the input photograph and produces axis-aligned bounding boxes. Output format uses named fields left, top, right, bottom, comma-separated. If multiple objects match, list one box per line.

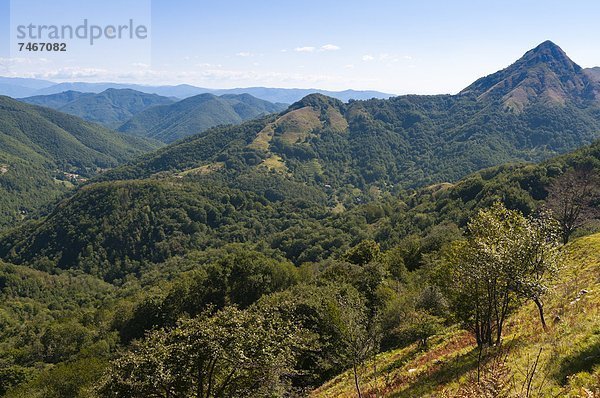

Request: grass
left=178, top=162, right=224, bottom=176
left=249, top=124, right=275, bottom=151
left=276, top=107, right=322, bottom=144
left=261, top=155, right=288, bottom=172
left=248, top=107, right=323, bottom=150
left=326, top=107, right=349, bottom=132
left=295, top=158, right=324, bottom=177
left=248, top=108, right=323, bottom=175
left=312, top=233, right=600, bottom=397
left=248, top=105, right=347, bottom=177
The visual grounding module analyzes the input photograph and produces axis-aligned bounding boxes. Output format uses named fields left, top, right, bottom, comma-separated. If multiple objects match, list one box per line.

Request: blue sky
left=2, top=0, right=600, bottom=94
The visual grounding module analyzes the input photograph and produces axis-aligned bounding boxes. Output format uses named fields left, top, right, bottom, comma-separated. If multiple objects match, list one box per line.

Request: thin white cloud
left=294, top=44, right=340, bottom=53
left=0, top=57, right=50, bottom=66
left=36, top=67, right=108, bottom=79
left=344, top=64, right=355, bottom=69
left=295, top=46, right=316, bottom=53
left=320, top=44, right=340, bottom=51
left=236, top=52, right=253, bottom=57
left=362, top=55, right=374, bottom=61
left=196, top=63, right=223, bottom=68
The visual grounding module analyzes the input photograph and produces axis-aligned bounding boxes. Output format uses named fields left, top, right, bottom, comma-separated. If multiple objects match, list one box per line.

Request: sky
left=1, top=0, right=600, bottom=94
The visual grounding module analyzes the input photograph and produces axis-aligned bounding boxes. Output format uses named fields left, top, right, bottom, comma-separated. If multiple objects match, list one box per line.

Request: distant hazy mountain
left=118, top=93, right=288, bottom=143
left=20, top=90, right=87, bottom=109
left=21, top=89, right=176, bottom=128
left=0, top=95, right=161, bottom=226
left=583, top=66, right=600, bottom=82
left=209, top=87, right=394, bottom=103
left=0, top=77, right=55, bottom=98
left=0, top=77, right=394, bottom=103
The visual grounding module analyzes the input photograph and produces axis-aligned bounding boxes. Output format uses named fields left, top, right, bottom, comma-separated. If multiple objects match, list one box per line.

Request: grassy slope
left=312, top=234, right=600, bottom=397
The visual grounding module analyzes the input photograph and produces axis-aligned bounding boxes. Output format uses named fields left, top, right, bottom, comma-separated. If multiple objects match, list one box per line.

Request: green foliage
left=393, top=310, right=444, bottom=349
left=117, top=246, right=299, bottom=342
left=0, top=366, right=29, bottom=396
left=6, top=358, right=107, bottom=398
left=99, top=306, right=302, bottom=398
left=440, top=203, right=561, bottom=346
left=344, top=239, right=381, bottom=265
left=326, top=283, right=380, bottom=396
left=0, top=178, right=351, bottom=281
left=0, top=260, right=117, bottom=396
left=255, top=283, right=373, bottom=388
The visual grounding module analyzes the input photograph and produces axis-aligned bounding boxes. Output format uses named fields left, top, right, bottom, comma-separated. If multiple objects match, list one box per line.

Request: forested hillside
left=0, top=96, right=161, bottom=227
left=2, top=132, right=600, bottom=396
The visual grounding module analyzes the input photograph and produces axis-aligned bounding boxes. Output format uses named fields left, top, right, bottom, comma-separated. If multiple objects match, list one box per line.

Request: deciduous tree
left=547, top=168, right=600, bottom=244
left=443, top=203, right=561, bottom=347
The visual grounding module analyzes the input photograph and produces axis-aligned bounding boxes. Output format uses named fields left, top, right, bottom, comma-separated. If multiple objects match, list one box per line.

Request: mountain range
left=0, top=40, right=599, bottom=232
left=0, top=76, right=393, bottom=103
left=100, top=41, right=600, bottom=193
left=3, top=41, right=600, bottom=228
left=2, top=39, right=596, bottom=268
left=21, top=89, right=176, bottom=128
left=21, top=90, right=288, bottom=142
left=117, top=93, right=287, bottom=143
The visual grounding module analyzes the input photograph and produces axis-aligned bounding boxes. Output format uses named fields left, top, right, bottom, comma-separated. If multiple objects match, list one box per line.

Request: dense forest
left=0, top=41, right=599, bottom=397
left=1, top=128, right=600, bottom=397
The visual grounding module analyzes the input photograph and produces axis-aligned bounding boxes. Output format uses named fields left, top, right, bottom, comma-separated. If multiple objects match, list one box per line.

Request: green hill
left=98, top=42, right=600, bottom=196
left=0, top=96, right=161, bottom=227
left=117, top=93, right=287, bottom=143
left=19, top=90, right=86, bottom=109
left=20, top=89, right=175, bottom=128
